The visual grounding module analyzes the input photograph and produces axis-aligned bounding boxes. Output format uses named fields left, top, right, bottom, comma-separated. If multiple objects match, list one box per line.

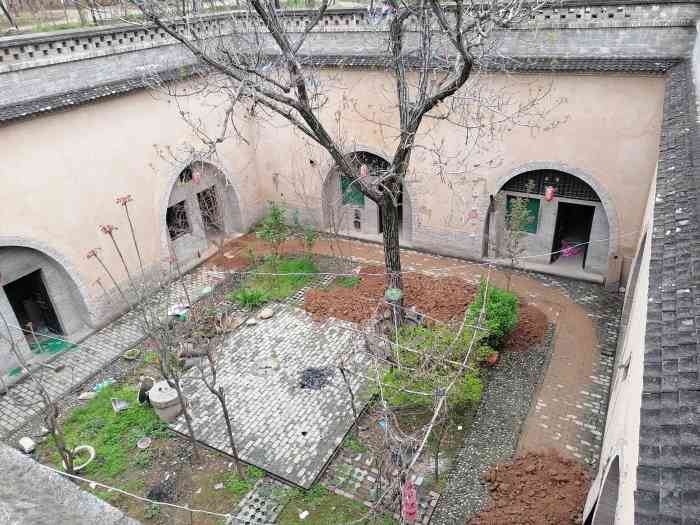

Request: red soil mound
left=469, top=452, right=590, bottom=525
left=304, top=266, right=476, bottom=323
left=505, top=304, right=549, bottom=352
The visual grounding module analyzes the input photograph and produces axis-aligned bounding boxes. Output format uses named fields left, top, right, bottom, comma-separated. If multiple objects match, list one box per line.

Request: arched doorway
left=488, top=169, right=611, bottom=279
left=0, top=245, right=90, bottom=374
left=163, top=161, right=242, bottom=263
left=322, top=151, right=412, bottom=241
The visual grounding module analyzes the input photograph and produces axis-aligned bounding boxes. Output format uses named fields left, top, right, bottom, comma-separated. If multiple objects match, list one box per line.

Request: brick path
left=517, top=275, right=620, bottom=469
left=0, top=266, right=212, bottom=438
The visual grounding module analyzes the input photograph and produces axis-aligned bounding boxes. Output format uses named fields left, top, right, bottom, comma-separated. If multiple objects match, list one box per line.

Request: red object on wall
left=360, top=164, right=369, bottom=179
left=545, top=186, right=556, bottom=201
left=402, top=479, right=418, bottom=523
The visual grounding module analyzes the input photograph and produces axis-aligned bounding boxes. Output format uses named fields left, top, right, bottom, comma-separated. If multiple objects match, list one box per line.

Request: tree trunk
left=216, top=386, right=245, bottom=478
left=380, top=196, right=403, bottom=325
left=173, top=381, right=201, bottom=462
left=433, top=421, right=446, bottom=482
left=73, top=0, right=85, bottom=25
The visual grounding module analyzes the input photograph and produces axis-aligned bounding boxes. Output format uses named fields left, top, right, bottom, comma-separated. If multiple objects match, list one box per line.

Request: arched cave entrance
left=488, top=169, right=610, bottom=278
left=165, top=161, right=242, bottom=263
left=323, top=151, right=412, bottom=241
left=0, top=246, right=90, bottom=374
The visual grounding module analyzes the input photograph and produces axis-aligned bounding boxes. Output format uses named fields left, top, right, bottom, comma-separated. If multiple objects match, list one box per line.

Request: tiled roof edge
left=636, top=59, right=700, bottom=524
left=0, top=56, right=679, bottom=124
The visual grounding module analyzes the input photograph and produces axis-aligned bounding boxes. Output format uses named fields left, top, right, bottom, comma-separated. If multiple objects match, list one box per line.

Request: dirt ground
left=469, top=452, right=590, bottom=525
left=505, top=304, right=549, bottom=352
left=304, top=266, right=476, bottom=323
left=206, top=236, right=253, bottom=272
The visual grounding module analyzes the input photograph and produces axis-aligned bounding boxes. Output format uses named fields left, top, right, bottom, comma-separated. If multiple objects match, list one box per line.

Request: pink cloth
left=402, top=479, right=418, bottom=523
left=561, top=240, right=583, bottom=257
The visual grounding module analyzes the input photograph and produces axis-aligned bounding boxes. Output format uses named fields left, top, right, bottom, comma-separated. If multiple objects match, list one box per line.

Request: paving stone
left=172, top=305, right=371, bottom=489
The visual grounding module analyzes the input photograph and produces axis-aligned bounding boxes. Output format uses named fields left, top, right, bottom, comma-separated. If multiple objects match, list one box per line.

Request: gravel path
left=430, top=326, right=555, bottom=524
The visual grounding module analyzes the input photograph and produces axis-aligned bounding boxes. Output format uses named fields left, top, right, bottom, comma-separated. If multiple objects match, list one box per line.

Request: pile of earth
left=505, top=304, right=548, bottom=352
left=469, top=452, right=590, bottom=525
left=304, top=266, right=476, bottom=323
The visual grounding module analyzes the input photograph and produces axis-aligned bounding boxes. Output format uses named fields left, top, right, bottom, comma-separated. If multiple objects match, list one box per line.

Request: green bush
left=382, top=367, right=483, bottom=411
left=468, top=279, right=519, bottom=348
left=379, top=320, right=488, bottom=412
left=476, top=344, right=496, bottom=362
left=229, top=288, right=271, bottom=310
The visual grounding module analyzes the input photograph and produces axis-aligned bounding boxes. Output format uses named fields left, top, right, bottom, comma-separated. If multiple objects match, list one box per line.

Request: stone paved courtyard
left=173, top=305, right=371, bottom=488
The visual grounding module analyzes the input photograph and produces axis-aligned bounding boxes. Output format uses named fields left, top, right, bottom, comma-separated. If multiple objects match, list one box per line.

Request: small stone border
left=429, top=324, right=556, bottom=524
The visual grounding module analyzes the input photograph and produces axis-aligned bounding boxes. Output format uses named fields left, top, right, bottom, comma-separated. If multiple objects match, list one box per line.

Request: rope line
left=42, top=464, right=232, bottom=519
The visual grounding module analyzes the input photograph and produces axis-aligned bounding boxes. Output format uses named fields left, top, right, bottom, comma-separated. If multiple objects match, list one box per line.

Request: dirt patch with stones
left=469, top=452, right=589, bottom=525
left=505, top=304, right=549, bottom=352
left=304, top=266, right=476, bottom=323
left=206, top=237, right=252, bottom=272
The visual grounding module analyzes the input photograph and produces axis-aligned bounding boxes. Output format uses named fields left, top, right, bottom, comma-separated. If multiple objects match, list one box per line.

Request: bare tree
left=133, top=0, right=552, bottom=322
left=88, top=199, right=204, bottom=462
left=190, top=325, right=245, bottom=477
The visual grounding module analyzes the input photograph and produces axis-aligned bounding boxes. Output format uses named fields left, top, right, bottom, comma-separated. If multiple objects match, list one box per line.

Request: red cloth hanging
left=545, top=186, right=556, bottom=201
left=402, top=479, right=418, bottom=523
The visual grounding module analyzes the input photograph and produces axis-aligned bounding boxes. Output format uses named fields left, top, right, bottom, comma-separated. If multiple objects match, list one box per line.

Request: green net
left=30, top=339, right=77, bottom=355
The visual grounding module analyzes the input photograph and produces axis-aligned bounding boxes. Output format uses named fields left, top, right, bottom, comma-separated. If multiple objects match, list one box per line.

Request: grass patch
left=221, top=466, right=266, bottom=496
left=226, top=256, right=319, bottom=308
left=278, top=484, right=397, bottom=524
left=343, top=433, right=368, bottom=454
left=42, top=384, right=171, bottom=481
left=335, top=275, right=360, bottom=288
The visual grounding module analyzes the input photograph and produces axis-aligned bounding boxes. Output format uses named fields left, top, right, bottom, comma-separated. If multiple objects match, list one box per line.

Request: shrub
left=256, top=202, right=289, bottom=258
left=468, top=279, right=519, bottom=348
left=228, top=288, right=271, bottom=310
left=476, top=344, right=496, bottom=363
left=382, top=366, right=483, bottom=411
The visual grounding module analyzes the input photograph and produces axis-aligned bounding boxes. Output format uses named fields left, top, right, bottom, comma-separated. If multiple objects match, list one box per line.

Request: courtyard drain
left=299, top=367, right=335, bottom=390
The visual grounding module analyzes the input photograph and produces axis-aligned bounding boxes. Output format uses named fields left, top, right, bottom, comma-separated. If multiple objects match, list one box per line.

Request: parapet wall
left=0, top=1, right=698, bottom=112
